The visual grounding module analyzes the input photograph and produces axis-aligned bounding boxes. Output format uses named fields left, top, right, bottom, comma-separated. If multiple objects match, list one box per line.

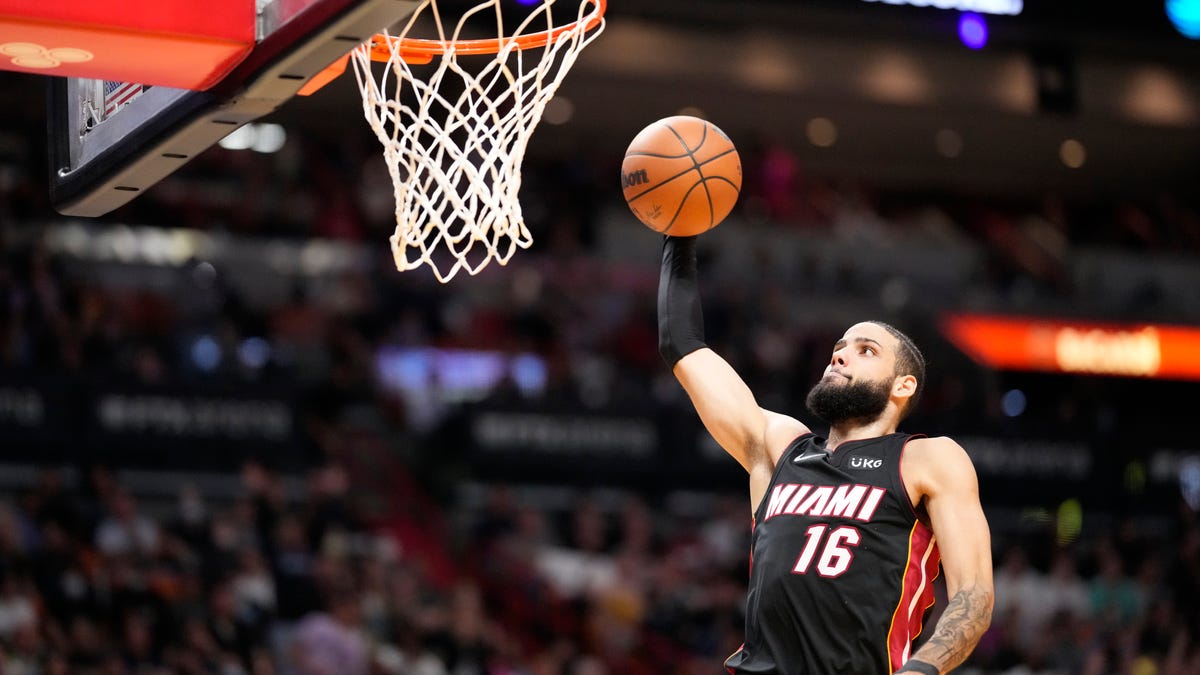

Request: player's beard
left=805, top=375, right=893, bottom=426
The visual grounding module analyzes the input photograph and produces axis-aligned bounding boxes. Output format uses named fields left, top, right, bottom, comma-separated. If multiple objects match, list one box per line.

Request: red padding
left=0, top=0, right=254, bottom=89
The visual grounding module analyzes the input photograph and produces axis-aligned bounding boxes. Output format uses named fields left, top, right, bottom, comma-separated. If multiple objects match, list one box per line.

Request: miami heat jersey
left=725, top=432, right=941, bottom=675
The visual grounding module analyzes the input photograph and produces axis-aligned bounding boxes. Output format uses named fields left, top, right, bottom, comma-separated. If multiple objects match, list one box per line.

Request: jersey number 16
left=792, top=524, right=861, bottom=577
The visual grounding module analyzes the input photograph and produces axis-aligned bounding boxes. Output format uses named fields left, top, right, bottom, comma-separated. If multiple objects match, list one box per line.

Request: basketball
left=621, top=116, right=742, bottom=236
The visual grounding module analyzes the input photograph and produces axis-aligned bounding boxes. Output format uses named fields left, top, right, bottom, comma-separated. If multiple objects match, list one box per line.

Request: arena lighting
left=940, top=313, right=1200, bottom=381
left=238, top=337, right=272, bottom=369
left=958, top=12, right=988, bottom=49
left=217, top=123, right=287, bottom=153
left=374, top=347, right=548, bottom=401
left=190, top=335, right=222, bottom=372
left=1166, top=0, right=1200, bottom=38
left=1000, top=389, right=1026, bottom=417
left=861, top=0, right=1023, bottom=16
left=1181, top=457, right=1200, bottom=510
left=1056, top=499, right=1082, bottom=545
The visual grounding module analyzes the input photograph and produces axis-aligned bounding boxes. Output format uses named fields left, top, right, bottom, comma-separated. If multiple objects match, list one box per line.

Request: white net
left=350, top=0, right=605, bottom=283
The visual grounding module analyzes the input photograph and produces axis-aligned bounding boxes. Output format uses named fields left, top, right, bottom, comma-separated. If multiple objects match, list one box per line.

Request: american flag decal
left=103, top=81, right=149, bottom=117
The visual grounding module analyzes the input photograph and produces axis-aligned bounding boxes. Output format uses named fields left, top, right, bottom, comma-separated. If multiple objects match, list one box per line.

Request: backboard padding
left=49, top=0, right=420, bottom=217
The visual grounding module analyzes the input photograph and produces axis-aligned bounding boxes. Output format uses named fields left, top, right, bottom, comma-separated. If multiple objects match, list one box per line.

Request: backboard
left=32, top=0, right=420, bottom=216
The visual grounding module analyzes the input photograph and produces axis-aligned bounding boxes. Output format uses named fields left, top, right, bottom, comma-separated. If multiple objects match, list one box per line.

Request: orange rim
left=367, top=0, right=605, bottom=65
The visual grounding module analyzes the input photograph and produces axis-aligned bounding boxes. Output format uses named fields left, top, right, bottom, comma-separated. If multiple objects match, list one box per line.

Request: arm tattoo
left=909, top=585, right=993, bottom=673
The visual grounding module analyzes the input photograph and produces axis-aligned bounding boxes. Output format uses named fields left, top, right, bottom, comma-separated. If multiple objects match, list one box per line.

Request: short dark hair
left=870, top=321, right=925, bottom=419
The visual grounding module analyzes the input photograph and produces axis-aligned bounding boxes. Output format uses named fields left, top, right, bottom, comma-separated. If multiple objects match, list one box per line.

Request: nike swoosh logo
left=793, top=451, right=830, bottom=464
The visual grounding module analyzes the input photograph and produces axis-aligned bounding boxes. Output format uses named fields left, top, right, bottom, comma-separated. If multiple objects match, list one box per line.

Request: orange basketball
left=621, top=116, right=742, bottom=236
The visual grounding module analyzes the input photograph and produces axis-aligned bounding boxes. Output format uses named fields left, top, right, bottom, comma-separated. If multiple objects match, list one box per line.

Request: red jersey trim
left=885, top=520, right=941, bottom=671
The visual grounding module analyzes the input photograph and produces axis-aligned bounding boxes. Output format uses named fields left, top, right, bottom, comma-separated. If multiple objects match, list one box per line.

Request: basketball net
left=350, top=0, right=605, bottom=283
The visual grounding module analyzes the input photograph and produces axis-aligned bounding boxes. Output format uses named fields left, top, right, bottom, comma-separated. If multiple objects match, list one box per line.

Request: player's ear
left=892, top=374, right=917, bottom=401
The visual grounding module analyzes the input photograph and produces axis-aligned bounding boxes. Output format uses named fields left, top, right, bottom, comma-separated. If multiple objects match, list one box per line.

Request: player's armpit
left=760, top=408, right=811, bottom=468
left=905, top=437, right=994, bottom=674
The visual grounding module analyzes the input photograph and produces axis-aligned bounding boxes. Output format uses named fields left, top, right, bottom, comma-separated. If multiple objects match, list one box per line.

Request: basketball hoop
left=348, top=0, right=606, bottom=282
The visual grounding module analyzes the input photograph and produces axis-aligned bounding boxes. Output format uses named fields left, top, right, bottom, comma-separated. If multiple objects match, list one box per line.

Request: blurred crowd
left=3, top=126, right=1200, bottom=438
left=1, top=462, right=1199, bottom=674
left=2, top=72, right=1200, bottom=674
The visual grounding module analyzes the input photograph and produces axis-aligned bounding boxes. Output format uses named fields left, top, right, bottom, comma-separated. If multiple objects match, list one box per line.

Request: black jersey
left=725, top=432, right=941, bottom=675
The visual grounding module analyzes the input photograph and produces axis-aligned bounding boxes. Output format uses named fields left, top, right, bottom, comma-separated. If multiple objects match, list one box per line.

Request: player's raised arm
left=899, top=437, right=994, bottom=675
left=657, top=236, right=808, bottom=477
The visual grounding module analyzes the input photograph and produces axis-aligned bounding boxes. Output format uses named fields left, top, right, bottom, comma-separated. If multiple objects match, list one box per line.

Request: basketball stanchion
left=304, top=0, right=606, bottom=283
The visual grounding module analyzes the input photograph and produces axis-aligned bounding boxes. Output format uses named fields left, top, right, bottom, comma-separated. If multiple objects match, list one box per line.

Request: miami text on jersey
left=762, top=483, right=887, bottom=522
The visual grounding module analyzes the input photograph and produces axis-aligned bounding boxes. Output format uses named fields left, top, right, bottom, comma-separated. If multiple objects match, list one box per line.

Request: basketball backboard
left=24, top=0, right=420, bottom=216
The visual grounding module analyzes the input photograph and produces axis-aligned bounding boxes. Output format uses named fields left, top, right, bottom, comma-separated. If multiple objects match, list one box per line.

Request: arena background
left=1, top=1, right=1199, bottom=673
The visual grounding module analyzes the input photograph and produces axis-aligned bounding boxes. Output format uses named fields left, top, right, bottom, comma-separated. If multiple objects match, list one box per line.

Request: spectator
left=94, top=490, right=160, bottom=558
left=289, top=592, right=368, bottom=675
left=1089, top=544, right=1142, bottom=628
left=992, top=545, right=1045, bottom=649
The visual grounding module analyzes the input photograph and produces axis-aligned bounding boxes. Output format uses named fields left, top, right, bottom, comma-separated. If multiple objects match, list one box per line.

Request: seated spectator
left=289, top=591, right=369, bottom=675
left=95, top=490, right=159, bottom=559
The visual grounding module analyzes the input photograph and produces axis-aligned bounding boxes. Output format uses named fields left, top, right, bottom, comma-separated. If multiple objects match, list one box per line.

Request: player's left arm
left=900, top=436, right=994, bottom=675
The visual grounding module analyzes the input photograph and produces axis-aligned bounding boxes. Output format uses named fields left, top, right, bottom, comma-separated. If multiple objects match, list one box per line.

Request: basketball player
left=657, top=236, right=993, bottom=674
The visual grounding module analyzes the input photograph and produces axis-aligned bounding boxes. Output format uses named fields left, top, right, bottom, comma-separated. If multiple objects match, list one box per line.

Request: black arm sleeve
left=657, top=235, right=708, bottom=368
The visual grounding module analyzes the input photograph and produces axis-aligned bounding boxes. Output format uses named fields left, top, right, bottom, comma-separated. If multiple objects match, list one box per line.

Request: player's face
left=805, top=323, right=901, bottom=425
left=819, top=322, right=900, bottom=385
